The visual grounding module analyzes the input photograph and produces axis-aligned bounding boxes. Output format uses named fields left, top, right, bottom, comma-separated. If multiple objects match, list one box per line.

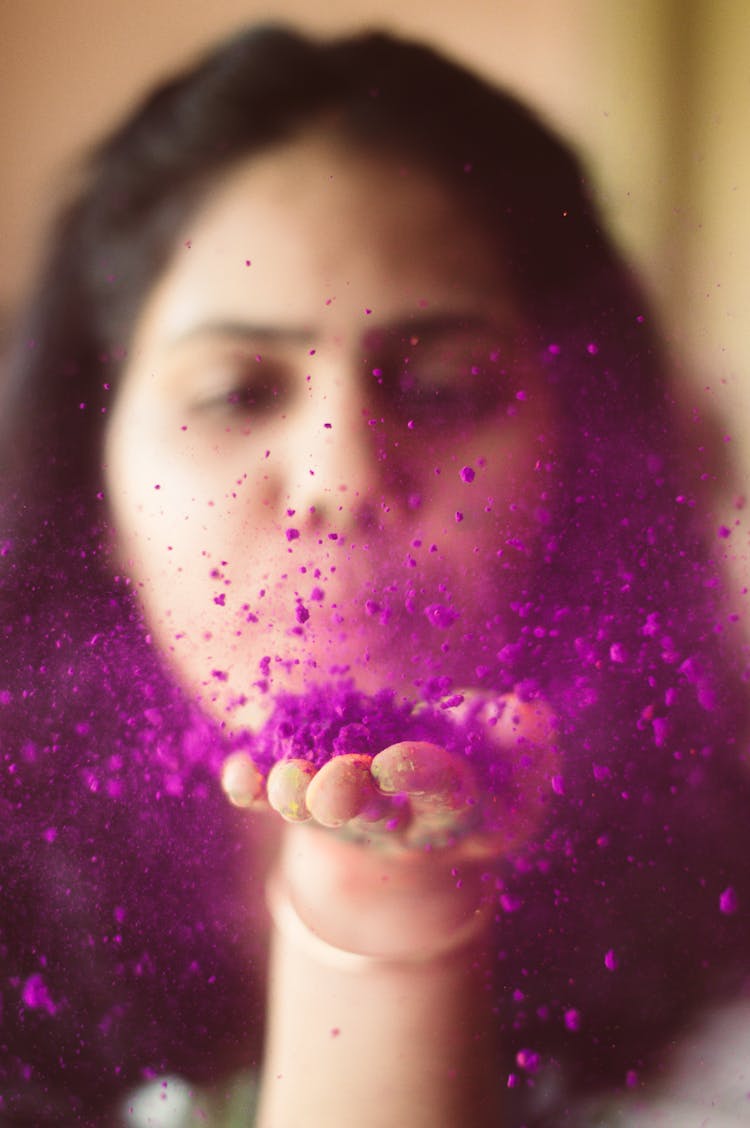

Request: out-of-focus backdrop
left=1, top=0, right=748, bottom=583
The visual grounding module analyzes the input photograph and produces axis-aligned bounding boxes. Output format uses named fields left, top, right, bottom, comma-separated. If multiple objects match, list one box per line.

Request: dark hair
left=2, top=23, right=749, bottom=1124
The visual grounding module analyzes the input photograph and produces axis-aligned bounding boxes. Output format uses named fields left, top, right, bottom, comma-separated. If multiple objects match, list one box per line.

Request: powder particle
left=719, top=886, right=738, bottom=914
left=515, top=1048, right=540, bottom=1073
left=425, top=604, right=459, bottom=629
left=22, top=974, right=57, bottom=1015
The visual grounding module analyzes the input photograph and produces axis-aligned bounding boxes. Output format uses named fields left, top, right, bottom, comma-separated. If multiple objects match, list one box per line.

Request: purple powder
left=515, top=1048, right=541, bottom=1073
left=424, top=603, right=459, bottom=628
left=295, top=603, right=310, bottom=624
left=236, top=684, right=519, bottom=813
left=719, top=886, right=738, bottom=915
left=21, top=974, right=57, bottom=1015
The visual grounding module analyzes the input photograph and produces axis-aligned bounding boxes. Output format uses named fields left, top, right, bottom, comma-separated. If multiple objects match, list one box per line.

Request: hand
left=223, top=696, right=549, bottom=1127
left=221, top=690, right=559, bottom=861
left=220, top=690, right=558, bottom=959
left=222, top=740, right=482, bottom=956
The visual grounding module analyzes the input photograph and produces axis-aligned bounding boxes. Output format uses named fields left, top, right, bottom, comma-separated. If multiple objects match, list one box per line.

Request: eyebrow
left=167, top=310, right=512, bottom=352
left=361, top=311, right=511, bottom=349
left=167, top=320, right=316, bottom=349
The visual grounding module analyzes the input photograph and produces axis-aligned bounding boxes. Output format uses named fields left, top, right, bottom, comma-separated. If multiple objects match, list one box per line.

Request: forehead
left=134, top=133, right=513, bottom=344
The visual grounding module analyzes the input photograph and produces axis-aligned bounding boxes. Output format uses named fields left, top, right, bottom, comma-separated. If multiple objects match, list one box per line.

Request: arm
left=221, top=695, right=556, bottom=1128
left=258, top=823, right=500, bottom=1128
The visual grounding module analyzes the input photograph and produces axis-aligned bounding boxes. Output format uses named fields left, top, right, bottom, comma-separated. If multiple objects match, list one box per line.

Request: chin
left=180, top=604, right=509, bottom=733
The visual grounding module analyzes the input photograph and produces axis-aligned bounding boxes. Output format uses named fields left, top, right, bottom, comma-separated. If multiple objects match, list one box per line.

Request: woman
left=2, top=24, right=749, bottom=1127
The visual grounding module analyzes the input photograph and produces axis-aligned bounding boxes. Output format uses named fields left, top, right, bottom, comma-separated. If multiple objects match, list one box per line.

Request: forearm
left=237, top=728, right=540, bottom=1128
left=257, top=881, right=502, bottom=1128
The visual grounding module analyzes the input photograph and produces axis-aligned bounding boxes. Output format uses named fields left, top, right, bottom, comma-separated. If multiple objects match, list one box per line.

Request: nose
left=284, top=359, right=385, bottom=530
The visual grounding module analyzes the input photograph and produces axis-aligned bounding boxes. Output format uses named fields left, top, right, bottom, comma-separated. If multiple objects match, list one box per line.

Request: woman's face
left=105, top=133, right=557, bottom=730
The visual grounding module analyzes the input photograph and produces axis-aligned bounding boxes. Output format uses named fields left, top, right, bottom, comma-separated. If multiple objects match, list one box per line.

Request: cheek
left=101, top=383, right=559, bottom=720
left=104, top=406, right=307, bottom=673
left=106, top=408, right=257, bottom=576
left=408, top=405, right=556, bottom=556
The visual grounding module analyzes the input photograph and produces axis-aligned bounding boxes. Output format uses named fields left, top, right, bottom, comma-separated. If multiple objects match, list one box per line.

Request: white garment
left=120, top=1073, right=257, bottom=1128
left=578, top=1000, right=750, bottom=1127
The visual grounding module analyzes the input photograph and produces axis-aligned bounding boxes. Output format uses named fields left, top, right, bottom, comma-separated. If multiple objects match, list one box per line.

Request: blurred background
left=1, top=0, right=748, bottom=583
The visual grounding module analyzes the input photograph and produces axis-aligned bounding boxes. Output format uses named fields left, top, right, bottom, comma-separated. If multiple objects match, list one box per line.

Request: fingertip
left=306, top=753, right=375, bottom=828
left=493, top=693, right=557, bottom=748
left=370, top=741, right=417, bottom=794
left=371, top=740, right=455, bottom=796
left=267, top=758, right=317, bottom=822
left=221, top=751, right=266, bottom=809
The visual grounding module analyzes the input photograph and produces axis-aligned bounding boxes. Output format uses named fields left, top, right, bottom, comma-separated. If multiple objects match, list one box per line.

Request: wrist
left=266, top=865, right=494, bottom=971
left=260, top=860, right=501, bottom=1128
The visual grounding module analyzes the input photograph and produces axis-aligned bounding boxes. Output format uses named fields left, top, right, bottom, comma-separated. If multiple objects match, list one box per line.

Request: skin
left=104, top=132, right=561, bottom=1124
left=253, top=694, right=557, bottom=1128
left=105, top=131, right=558, bottom=732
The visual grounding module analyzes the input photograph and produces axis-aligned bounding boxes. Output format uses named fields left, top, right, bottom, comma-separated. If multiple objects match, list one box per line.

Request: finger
left=454, top=690, right=559, bottom=798
left=491, top=694, right=560, bottom=805
left=305, top=753, right=384, bottom=829
left=445, top=689, right=556, bottom=750
left=371, top=741, right=478, bottom=813
left=461, top=693, right=560, bottom=851
left=488, top=693, right=557, bottom=751
left=221, top=751, right=267, bottom=809
left=371, top=741, right=483, bottom=851
left=267, top=758, right=317, bottom=822
left=349, top=792, right=410, bottom=837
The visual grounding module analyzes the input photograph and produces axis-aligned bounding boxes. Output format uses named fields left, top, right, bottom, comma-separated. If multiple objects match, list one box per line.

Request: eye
left=193, top=356, right=289, bottom=417
left=223, top=376, right=284, bottom=413
left=389, top=338, right=514, bottom=423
